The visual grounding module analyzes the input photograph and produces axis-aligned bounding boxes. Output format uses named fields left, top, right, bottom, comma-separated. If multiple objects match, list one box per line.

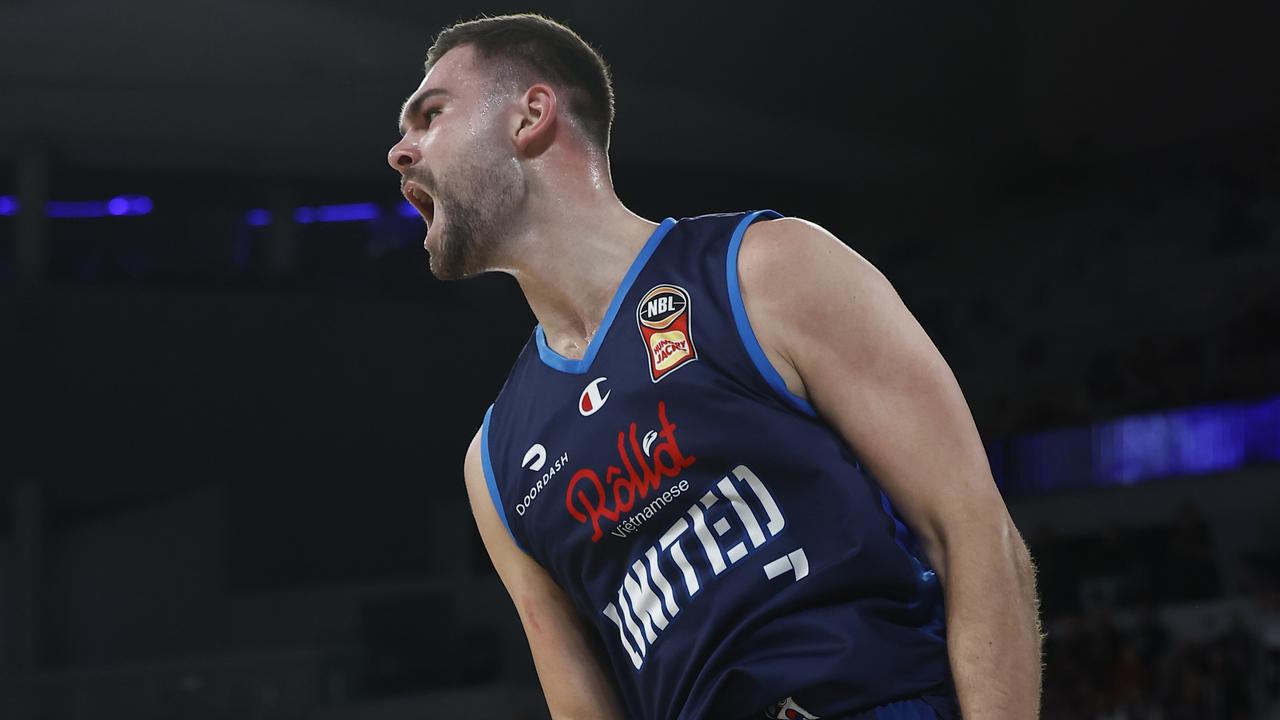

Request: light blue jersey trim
left=535, top=217, right=679, bottom=374
left=480, top=404, right=525, bottom=553
left=726, top=210, right=819, bottom=418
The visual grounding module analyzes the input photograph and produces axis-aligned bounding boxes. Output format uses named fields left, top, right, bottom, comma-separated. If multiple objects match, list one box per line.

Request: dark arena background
left=2, top=1, right=1279, bottom=718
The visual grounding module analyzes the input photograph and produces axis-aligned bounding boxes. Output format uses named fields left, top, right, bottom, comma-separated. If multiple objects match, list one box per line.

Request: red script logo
left=564, top=401, right=697, bottom=542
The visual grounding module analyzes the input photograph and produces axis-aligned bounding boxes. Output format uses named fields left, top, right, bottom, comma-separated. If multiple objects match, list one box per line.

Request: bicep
left=463, top=430, right=626, bottom=719
left=739, top=221, right=1008, bottom=569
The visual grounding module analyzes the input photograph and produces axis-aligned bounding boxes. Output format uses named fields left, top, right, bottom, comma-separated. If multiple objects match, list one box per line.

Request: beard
left=421, top=145, right=523, bottom=281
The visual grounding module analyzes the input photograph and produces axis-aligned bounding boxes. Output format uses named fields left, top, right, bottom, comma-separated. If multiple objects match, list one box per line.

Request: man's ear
left=513, top=83, right=557, bottom=157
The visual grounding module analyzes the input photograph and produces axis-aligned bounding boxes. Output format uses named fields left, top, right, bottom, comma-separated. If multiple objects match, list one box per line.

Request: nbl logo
left=636, top=284, right=698, bottom=382
left=639, top=288, right=685, bottom=325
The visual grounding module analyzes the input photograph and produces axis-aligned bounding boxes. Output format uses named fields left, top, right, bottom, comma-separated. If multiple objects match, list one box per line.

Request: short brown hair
left=426, top=14, right=615, bottom=151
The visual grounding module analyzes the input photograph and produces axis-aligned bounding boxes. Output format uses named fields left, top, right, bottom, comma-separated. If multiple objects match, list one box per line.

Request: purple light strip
left=47, top=201, right=115, bottom=218
left=3, top=195, right=417, bottom=223
left=295, top=203, right=381, bottom=224
left=246, top=201, right=420, bottom=226
left=1008, top=393, right=1280, bottom=497
left=0, top=195, right=153, bottom=218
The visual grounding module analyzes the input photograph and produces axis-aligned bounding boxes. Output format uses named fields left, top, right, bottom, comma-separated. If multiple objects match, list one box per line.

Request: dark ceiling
left=2, top=0, right=1274, bottom=184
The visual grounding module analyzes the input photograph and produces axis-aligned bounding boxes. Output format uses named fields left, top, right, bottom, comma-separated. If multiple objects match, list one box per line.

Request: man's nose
left=387, top=139, right=420, bottom=174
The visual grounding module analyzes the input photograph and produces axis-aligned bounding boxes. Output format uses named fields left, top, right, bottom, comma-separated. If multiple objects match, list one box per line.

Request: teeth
left=405, top=184, right=433, bottom=224
left=414, top=187, right=435, bottom=219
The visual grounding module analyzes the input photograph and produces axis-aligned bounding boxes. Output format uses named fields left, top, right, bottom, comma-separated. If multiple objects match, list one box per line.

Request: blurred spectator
left=1044, top=610, right=1274, bottom=719
left=1136, top=602, right=1170, bottom=668
left=1162, top=503, right=1220, bottom=602
left=1030, top=498, right=1280, bottom=719
left=1038, top=524, right=1280, bottom=719
left=1107, top=639, right=1145, bottom=713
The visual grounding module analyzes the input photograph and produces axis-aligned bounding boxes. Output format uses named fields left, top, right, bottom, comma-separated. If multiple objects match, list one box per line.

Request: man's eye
left=424, top=109, right=442, bottom=125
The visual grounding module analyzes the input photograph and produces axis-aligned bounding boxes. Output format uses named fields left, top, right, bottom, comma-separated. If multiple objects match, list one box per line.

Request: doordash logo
left=522, top=444, right=548, bottom=472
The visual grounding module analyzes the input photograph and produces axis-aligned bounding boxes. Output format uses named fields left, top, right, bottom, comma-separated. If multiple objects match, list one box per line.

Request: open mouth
left=402, top=181, right=436, bottom=226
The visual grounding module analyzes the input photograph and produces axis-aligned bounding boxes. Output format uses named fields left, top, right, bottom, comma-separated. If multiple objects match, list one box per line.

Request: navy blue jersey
left=481, top=211, right=957, bottom=720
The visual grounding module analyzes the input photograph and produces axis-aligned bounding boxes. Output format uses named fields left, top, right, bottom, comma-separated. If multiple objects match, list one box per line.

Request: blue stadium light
left=246, top=209, right=272, bottom=227
left=244, top=201, right=416, bottom=227
left=294, top=202, right=381, bottom=224
left=126, top=195, right=153, bottom=214
left=1007, top=393, right=1280, bottom=497
left=1100, top=400, right=1265, bottom=484
left=1244, top=397, right=1280, bottom=463
left=46, top=201, right=114, bottom=218
left=0, top=194, right=152, bottom=218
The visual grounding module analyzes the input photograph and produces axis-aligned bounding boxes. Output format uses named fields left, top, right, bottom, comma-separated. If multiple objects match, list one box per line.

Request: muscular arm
left=737, top=218, right=1043, bottom=718
left=463, top=429, right=627, bottom=720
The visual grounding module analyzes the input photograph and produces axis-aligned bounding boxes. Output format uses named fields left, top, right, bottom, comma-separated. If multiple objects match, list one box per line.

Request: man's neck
left=502, top=197, right=658, bottom=361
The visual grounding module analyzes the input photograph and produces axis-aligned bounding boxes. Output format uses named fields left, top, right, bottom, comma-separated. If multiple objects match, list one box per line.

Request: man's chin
left=427, top=255, right=459, bottom=281
left=428, top=251, right=482, bottom=281
left=427, top=226, right=495, bottom=281
left=426, top=231, right=459, bottom=280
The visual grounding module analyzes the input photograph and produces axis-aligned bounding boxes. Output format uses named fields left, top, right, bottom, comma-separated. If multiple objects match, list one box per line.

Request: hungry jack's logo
left=636, top=284, right=698, bottom=382
left=564, top=401, right=696, bottom=542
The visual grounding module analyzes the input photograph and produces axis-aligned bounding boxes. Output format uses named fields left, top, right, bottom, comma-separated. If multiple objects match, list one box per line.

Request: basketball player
left=387, top=14, right=1041, bottom=720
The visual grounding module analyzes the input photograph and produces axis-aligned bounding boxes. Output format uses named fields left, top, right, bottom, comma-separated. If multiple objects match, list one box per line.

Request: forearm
left=934, top=515, right=1043, bottom=718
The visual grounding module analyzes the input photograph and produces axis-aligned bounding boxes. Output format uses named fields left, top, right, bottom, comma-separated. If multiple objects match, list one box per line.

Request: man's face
left=388, top=46, right=524, bottom=280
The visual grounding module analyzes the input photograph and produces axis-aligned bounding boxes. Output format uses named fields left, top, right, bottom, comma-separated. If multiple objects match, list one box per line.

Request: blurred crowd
left=1034, top=506, right=1280, bottom=719
left=1042, top=604, right=1278, bottom=720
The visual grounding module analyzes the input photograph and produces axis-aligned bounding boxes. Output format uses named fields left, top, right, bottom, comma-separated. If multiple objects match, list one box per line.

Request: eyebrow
left=398, top=88, right=451, bottom=135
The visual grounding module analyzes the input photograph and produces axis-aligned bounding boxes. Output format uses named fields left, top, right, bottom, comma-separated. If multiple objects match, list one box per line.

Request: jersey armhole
left=726, top=210, right=820, bottom=418
left=480, top=404, right=531, bottom=554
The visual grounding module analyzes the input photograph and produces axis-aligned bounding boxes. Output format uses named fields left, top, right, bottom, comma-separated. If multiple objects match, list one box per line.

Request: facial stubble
left=427, top=148, right=524, bottom=281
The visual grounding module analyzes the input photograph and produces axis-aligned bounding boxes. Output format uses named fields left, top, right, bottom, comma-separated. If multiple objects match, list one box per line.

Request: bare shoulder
left=462, top=424, right=523, bottom=575
left=736, top=217, right=893, bottom=400
left=739, top=217, right=885, bottom=296
left=463, top=426, right=485, bottom=499
left=465, top=425, right=482, bottom=462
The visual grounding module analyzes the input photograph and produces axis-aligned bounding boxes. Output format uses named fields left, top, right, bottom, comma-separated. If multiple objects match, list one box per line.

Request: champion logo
left=579, top=377, right=611, bottom=416
left=521, top=443, right=547, bottom=472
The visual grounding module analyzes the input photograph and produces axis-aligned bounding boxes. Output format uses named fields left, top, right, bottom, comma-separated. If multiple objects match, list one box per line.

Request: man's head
left=426, top=14, right=615, bottom=152
left=387, top=14, right=615, bottom=280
